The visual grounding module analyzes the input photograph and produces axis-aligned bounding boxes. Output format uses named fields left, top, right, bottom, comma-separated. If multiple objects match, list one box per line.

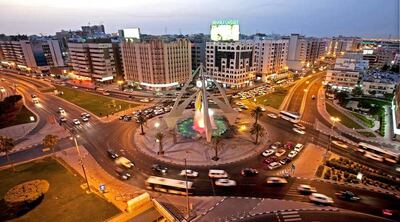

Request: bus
left=357, top=142, right=400, bottom=164
left=145, top=176, right=194, bottom=195
left=279, top=111, right=300, bottom=123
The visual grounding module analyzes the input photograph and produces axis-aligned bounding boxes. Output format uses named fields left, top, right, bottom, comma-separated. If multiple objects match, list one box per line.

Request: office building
left=206, top=41, right=258, bottom=88
left=0, top=40, right=37, bottom=69
left=120, top=38, right=191, bottom=90
left=325, top=58, right=361, bottom=91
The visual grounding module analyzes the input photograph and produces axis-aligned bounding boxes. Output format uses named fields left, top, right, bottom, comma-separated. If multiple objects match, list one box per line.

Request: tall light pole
left=184, top=151, right=190, bottom=220
left=325, top=117, right=340, bottom=164
left=70, top=134, right=91, bottom=192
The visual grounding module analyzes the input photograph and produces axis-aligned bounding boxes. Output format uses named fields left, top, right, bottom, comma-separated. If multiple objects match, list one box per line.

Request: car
left=309, top=193, right=334, bottom=205
left=268, top=162, right=282, bottom=170
left=297, top=184, right=317, bottom=194
left=59, top=117, right=67, bottom=122
left=275, top=149, right=286, bottom=157
left=179, top=169, right=199, bottom=177
left=107, top=149, right=119, bottom=159
left=72, top=119, right=81, bottom=125
left=215, top=179, right=237, bottom=187
left=233, top=107, right=242, bottom=112
left=81, top=112, right=90, bottom=118
left=239, top=105, right=248, bottom=110
left=288, top=150, right=298, bottom=158
left=311, top=95, right=316, bottom=100
left=263, top=156, right=278, bottom=165
left=284, top=142, right=294, bottom=150
left=294, top=143, right=304, bottom=152
left=331, top=140, right=348, bottom=149
left=266, top=177, right=288, bottom=184
left=72, top=86, right=78, bottom=89
left=115, top=167, right=131, bottom=180
left=293, top=123, right=306, bottom=130
left=81, top=117, right=89, bottom=122
left=293, top=127, right=306, bottom=135
left=262, top=149, right=275, bottom=157
left=270, top=142, right=282, bottom=149
left=103, top=92, right=111, bottom=96
left=152, top=164, right=168, bottom=174
left=335, top=191, right=360, bottom=201
left=31, top=94, right=37, bottom=98
left=116, top=157, right=135, bottom=169
left=208, top=169, right=228, bottom=178
left=140, top=98, right=150, bottom=103
left=279, top=157, right=292, bottom=165
left=241, top=168, right=258, bottom=176
left=267, top=113, right=278, bottom=119
left=32, top=97, right=39, bottom=104
left=123, top=115, right=132, bottom=121
left=119, top=115, right=127, bottom=120
left=58, top=107, right=66, bottom=115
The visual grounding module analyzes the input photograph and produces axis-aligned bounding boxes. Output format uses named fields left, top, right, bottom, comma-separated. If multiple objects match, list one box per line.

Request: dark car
left=123, top=115, right=132, bottom=121
left=59, top=117, right=67, bottom=122
left=263, top=156, right=278, bottom=165
left=119, top=115, right=126, bottom=120
left=335, top=191, right=360, bottom=201
left=279, top=157, right=292, bottom=165
left=107, top=149, right=119, bottom=159
left=284, top=142, right=294, bottom=150
left=270, top=142, right=282, bottom=149
left=115, top=167, right=131, bottom=180
left=241, top=168, right=259, bottom=177
left=31, top=94, right=37, bottom=98
left=152, top=164, right=168, bottom=174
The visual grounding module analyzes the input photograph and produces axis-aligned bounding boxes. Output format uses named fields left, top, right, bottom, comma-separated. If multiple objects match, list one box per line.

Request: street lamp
left=70, top=134, right=91, bottom=192
left=117, top=80, right=124, bottom=90
left=325, top=117, right=341, bottom=164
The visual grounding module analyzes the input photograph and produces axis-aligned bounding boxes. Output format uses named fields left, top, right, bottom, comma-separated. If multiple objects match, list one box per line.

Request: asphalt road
left=0, top=73, right=399, bottom=220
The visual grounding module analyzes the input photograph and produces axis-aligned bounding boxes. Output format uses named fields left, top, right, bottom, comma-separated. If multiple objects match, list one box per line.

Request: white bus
left=145, top=176, right=194, bottom=195
left=279, top=111, right=300, bottom=123
left=357, top=142, right=400, bottom=164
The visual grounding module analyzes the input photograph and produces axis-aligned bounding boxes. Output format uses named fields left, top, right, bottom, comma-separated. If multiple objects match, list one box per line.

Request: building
left=256, top=38, right=289, bottom=78
left=362, top=71, right=399, bottom=96
left=391, top=87, right=400, bottom=140
left=327, top=36, right=362, bottom=57
left=206, top=41, right=258, bottom=88
left=120, top=38, right=191, bottom=90
left=286, top=34, right=307, bottom=71
left=67, top=42, right=118, bottom=82
left=0, top=40, right=38, bottom=70
left=81, top=24, right=105, bottom=37
left=191, top=42, right=206, bottom=71
left=325, top=58, right=360, bottom=91
left=30, top=40, right=64, bottom=70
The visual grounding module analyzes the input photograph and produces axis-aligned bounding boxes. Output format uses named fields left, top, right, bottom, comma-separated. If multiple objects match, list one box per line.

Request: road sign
left=99, top=184, right=106, bottom=192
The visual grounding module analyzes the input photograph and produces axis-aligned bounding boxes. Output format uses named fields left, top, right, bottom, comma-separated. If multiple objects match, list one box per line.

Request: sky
left=0, top=0, right=398, bottom=38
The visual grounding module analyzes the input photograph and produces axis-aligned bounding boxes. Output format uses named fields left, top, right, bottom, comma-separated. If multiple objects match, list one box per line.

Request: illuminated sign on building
left=210, top=19, right=240, bottom=41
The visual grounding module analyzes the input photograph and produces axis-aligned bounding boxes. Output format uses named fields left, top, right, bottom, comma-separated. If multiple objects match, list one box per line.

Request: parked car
left=267, top=113, right=278, bottom=119
left=288, top=150, right=298, bottom=158
left=263, top=156, right=278, bottom=165
left=152, top=164, right=168, bottom=174
left=284, top=142, right=294, bottom=150
left=266, top=177, right=287, bottom=185
left=270, top=142, right=282, bottom=149
left=294, top=143, right=304, bottom=152
left=208, top=169, right=228, bottom=178
left=332, top=140, right=348, bottom=149
left=115, top=167, right=131, bottom=180
left=268, top=162, right=282, bottom=170
left=309, top=193, right=334, bottom=205
left=116, top=157, right=135, bottom=169
left=297, top=184, right=317, bottom=194
left=279, top=157, right=292, bottom=165
left=179, top=169, right=199, bottom=178
left=262, top=149, right=275, bottom=157
left=241, top=168, right=258, bottom=177
left=335, top=191, right=360, bottom=201
left=275, top=149, right=286, bottom=157
left=293, top=123, right=306, bottom=130
left=215, top=179, right=237, bottom=187
left=293, top=127, right=306, bottom=135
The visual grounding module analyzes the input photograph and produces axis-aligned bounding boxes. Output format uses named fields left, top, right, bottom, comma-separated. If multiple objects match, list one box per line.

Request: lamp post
left=70, top=134, right=91, bottom=192
left=184, top=151, right=190, bottom=220
left=117, top=80, right=124, bottom=91
left=325, top=117, right=340, bottom=164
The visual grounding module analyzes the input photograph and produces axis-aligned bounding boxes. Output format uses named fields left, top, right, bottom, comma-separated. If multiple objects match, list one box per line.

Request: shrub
left=332, top=175, right=338, bottom=181
left=4, top=180, right=49, bottom=207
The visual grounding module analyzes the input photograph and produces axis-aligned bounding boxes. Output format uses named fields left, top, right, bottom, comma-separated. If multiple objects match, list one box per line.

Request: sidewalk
left=292, top=143, right=325, bottom=178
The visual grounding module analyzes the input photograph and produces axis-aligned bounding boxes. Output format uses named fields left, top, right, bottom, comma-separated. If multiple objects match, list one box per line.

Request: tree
left=156, top=132, right=164, bottom=155
left=335, top=91, right=348, bottom=105
left=352, top=86, right=363, bottom=97
left=212, top=135, right=222, bottom=161
left=250, top=123, right=264, bottom=144
left=251, top=106, right=263, bottom=125
left=0, top=136, right=15, bottom=172
left=42, top=134, right=59, bottom=154
left=137, top=113, right=147, bottom=135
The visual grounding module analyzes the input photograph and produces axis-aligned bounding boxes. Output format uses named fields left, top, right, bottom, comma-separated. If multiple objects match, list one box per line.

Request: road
left=0, top=72, right=399, bottom=219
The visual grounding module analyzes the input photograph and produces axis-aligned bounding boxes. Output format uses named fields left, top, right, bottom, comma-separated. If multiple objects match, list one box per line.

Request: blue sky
left=0, top=0, right=398, bottom=38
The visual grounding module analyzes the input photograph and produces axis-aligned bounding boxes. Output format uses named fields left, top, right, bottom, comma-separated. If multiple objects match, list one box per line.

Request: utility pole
left=325, top=117, right=340, bottom=164
left=72, top=135, right=91, bottom=192
left=184, top=151, right=190, bottom=220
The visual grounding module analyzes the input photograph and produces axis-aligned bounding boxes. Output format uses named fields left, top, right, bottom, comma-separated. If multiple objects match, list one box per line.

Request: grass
left=0, top=106, right=36, bottom=129
left=251, top=86, right=291, bottom=109
left=0, top=158, right=120, bottom=222
left=359, top=131, right=376, bottom=138
left=351, top=112, right=375, bottom=128
left=325, top=103, right=363, bottom=129
left=379, top=111, right=386, bottom=136
left=54, top=86, right=137, bottom=117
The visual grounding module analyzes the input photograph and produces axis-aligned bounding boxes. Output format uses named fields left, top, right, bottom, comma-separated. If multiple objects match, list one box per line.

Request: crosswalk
left=285, top=180, right=308, bottom=202
left=278, top=211, right=302, bottom=222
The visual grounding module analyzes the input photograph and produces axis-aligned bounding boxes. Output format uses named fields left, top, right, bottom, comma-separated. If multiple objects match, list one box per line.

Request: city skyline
left=0, top=0, right=399, bottom=38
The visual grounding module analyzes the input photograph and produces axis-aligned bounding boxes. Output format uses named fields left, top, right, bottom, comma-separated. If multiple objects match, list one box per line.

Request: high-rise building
left=286, top=34, right=308, bottom=71
left=327, top=36, right=362, bottom=57
left=67, top=42, right=117, bottom=82
left=81, top=24, right=105, bottom=37
left=0, top=40, right=37, bottom=69
left=120, top=38, right=192, bottom=90
left=206, top=41, right=258, bottom=88
left=191, top=42, right=206, bottom=71
left=256, top=39, right=289, bottom=76
left=31, top=40, right=64, bottom=69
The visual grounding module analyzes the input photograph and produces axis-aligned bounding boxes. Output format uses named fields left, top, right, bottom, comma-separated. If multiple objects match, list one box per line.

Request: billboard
left=210, top=20, right=239, bottom=41
left=120, top=28, right=140, bottom=40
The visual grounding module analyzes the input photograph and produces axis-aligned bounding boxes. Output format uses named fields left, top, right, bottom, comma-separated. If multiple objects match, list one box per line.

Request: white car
left=262, top=149, right=275, bottom=157
left=81, top=117, right=89, bottom=122
left=288, top=150, right=298, bottom=158
left=268, top=162, right=282, bottom=170
left=266, top=177, right=288, bottom=184
left=294, top=143, right=304, bottom=152
left=140, top=98, right=150, bottom=103
left=233, top=107, right=242, bottom=112
left=298, top=184, right=317, bottom=194
left=72, top=86, right=78, bottom=89
left=267, top=113, right=278, bottom=119
left=293, top=127, right=306, bottom=135
left=309, top=193, right=334, bottom=205
left=208, top=169, right=228, bottom=178
left=293, top=123, right=306, bottom=130
left=179, top=169, right=199, bottom=178
left=58, top=107, right=66, bottom=115
left=72, top=119, right=81, bottom=125
left=332, top=140, right=348, bottom=149
left=260, top=107, right=266, bottom=112
left=215, top=179, right=237, bottom=187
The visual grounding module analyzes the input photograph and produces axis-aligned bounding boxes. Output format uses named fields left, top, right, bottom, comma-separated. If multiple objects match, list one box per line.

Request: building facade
left=191, top=42, right=206, bottom=71
left=325, top=58, right=360, bottom=91
left=256, top=39, right=289, bottom=76
left=206, top=41, right=258, bottom=88
left=286, top=34, right=307, bottom=71
left=120, top=38, right=191, bottom=90
left=0, top=40, right=37, bottom=69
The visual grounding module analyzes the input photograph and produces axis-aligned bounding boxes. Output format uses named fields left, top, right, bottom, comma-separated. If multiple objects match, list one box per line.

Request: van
left=208, top=169, right=228, bottom=178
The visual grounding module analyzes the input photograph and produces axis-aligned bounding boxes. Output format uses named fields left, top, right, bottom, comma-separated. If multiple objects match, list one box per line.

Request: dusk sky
left=0, top=0, right=398, bottom=38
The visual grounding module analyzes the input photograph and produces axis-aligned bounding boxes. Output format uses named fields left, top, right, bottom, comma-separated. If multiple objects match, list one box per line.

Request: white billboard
left=121, top=28, right=140, bottom=40
left=210, top=20, right=239, bottom=41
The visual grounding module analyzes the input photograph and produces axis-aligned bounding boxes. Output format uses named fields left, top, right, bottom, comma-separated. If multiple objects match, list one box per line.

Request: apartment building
left=120, top=38, right=191, bottom=90
left=362, top=71, right=399, bottom=96
left=286, top=34, right=307, bottom=71
left=325, top=58, right=360, bottom=91
left=0, top=40, right=37, bottom=68
left=327, top=36, right=362, bottom=56
left=256, top=39, right=289, bottom=76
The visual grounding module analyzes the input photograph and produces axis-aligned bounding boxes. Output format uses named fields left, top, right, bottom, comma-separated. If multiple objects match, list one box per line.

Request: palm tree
left=137, top=113, right=147, bottom=135
left=251, top=106, right=263, bottom=125
left=250, top=123, right=264, bottom=145
left=156, top=132, right=164, bottom=155
left=42, top=134, right=59, bottom=154
left=0, top=136, right=15, bottom=172
left=212, top=136, right=222, bottom=161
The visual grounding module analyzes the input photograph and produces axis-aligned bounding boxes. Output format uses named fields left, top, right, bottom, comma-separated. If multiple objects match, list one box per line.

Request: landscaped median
left=250, top=86, right=292, bottom=109
left=325, top=103, right=363, bottom=129
left=53, top=86, right=138, bottom=117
